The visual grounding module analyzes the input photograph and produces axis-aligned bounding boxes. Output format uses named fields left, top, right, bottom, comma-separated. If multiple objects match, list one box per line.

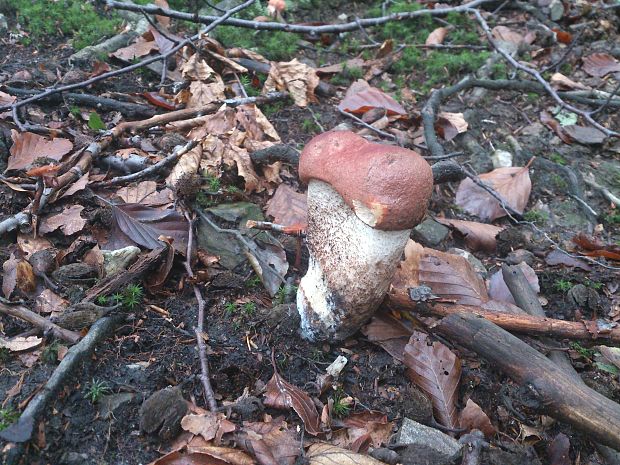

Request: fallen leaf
left=459, top=399, right=496, bottom=438
left=488, top=262, right=539, bottom=305
left=0, top=335, right=42, bottom=352
left=35, top=289, right=69, bottom=316
left=166, top=144, right=202, bottom=191
left=264, top=366, right=322, bottom=436
left=316, top=58, right=366, bottom=75
left=582, top=53, right=620, bottom=77
left=109, top=204, right=189, bottom=254
left=390, top=240, right=489, bottom=306
left=362, top=312, right=411, bottom=363
left=3, top=255, right=36, bottom=298
left=263, top=59, right=319, bottom=107
left=492, top=25, right=526, bottom=45
left=547, top=432, right=571, bottom=465
left=572, top=233, right=620, bottom=261
left=111, top=36, right=157, bottom=61
left=540, top=110, right=573, bottom=144
left=562, top=125, right=606, bottom=145
left=181, top=412, right=223, bottom=442
left=8, top=130, right=73, bottom=171
left=436, top=112, right=468, bottom=141
left=338, top=79, right=406, bottom=116
left=187, top=79, right=226, bottom=108
left=266, top=184, right=308, bottom=228
left=550, top=73, right=590, bottom=90
left=404, top=330, right=461, bottom=429
left=455, top=166, right=532, bottom=221
left=240, top=418, right=301, bottom=465
left=117, top=181, right=173, bottom=206
left=435, top=218, right=503, bottom=252
left=0, top=90, right=16, bottom=106
left=341, top=411, right=394, bottom=450
left=306, top=443, right=385, bottom=465
left=17, top=234, right=53, bottom=258
left=236, top=104, right=280, bottom=142
left=545, top=249, right=591, bottom=271
left=39, top=205, right=86, bottom=236
left=426, top=27, right=448, bottom=45
left=60, top=172, right=89, bottom=199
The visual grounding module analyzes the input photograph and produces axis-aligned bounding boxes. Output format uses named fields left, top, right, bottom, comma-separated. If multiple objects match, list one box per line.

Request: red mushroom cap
left=299, top=131, right=433, bottom=231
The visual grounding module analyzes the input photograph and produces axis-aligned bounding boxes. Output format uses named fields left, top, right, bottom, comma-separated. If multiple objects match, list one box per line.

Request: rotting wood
left=436, top=313, right=620, bottom=451
left=0, top=302, right=80, bottom=344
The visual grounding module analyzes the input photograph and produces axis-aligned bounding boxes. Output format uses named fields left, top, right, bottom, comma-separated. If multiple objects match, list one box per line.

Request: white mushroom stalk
left=297, top=131, right=433, bottom=341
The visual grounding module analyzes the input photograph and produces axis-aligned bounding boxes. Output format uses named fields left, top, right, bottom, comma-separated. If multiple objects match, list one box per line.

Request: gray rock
left=59, top=452, right=89, bottom=465
left=102, top=246, right=141, bottom=277
left=412, top=218, right=449, bottom=247
left=100, top=392, right=136, bottom=420
left=397, top=418, right=462, bottom=460
left=505, top=249, right=534, bottom=266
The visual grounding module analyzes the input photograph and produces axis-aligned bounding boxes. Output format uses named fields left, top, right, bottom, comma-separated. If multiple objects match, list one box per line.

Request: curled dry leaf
left=306, top=443, right=386, bottom=465
left=186, top=79, right=226, bottom=108
left=338, top=79, right=406, bottom=116
left=404, top=330, right=461, bottom=429
left=455, top=166, right=532, bottom=221
left=2, top=254, right=36, bottom=298
left=111, top=33, right=157, bottom=61
left=17, top=234, right=53, bottom=258
left=8, top=130, right=73, bottom=171
left=340, top=411, right=394, bottom=450
left=264, top=366, right=322, bottom=436
left=435, top=218, right=503, bottom=252
left=166, top=144, right=202, bottom=191
left=550, top=73, right=590, bottom=91
left=459, top=399, right=496, bottom=438
left=180, top=412, right=230, bottom=442
left=263, top=59, right=319, bottom=107
left=362, top=312, right=411, bottom=363
left=436, top=112, right=468, bottom=141
left=316, top=58, right=365, bottom=75
left=35, top=289, right=69, bottom=317
left=582, top=53, right=620, bottom=77
left=39, top=205, right=86, bottom=236
left=117, top=181, right=173, bottom=207
left=540, top=110, right=573, bottom=144
left=487, top=262, right=539, bottom=305
left=389, top=240, right=489, bottom=307
left=0, top=335, right=42, bottom=352
left=181, top=53, right=216, bottom=81
left=425, top=27, right=448, bottom=46
left=266, top=184, right=308, bottom=229
left=240, top=418, right=301, bottom=465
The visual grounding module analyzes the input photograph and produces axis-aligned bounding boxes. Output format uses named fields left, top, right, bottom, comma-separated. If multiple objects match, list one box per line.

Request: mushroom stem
left=297, top=180, right=410, bottom=341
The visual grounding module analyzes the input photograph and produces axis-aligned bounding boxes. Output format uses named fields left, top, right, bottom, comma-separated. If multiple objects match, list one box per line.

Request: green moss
left=523, top=209, right=549, bottom=225
left=3, top=0, right=121, bottom=49
left=491, top=62, right=508, bottom=79
left=549, top=153, right=567, bottom=165
left=550, top=174, right=568, bottom=190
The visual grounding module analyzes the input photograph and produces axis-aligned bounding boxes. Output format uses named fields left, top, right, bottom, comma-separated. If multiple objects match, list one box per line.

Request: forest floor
left=0, top=1, right=619, bottom=464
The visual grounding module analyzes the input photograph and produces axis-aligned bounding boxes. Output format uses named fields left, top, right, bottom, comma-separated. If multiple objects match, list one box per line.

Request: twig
left=337, top=108, right=397, bottom=142
left=183, top=211, right=218, bottom=412
left=358, top=43, right=488, bottom=50
left=0, top=0, right=259, bottom=113
left=0, top=302, right=80, bottom=344
left=469, top=9, right=618, bottom=137
left=106, top=0, right=495, bottom=35
left=246, top=220, right=305, bottom=236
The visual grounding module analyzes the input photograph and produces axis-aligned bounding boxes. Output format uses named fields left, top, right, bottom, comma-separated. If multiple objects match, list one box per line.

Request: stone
left=102, top=246, right=140, bottom=276
left=448, top=248, right=487, bottom=277
left=412, top=218, right=449, bottom=247
left=397, top=418, right=462, bottom=460
left=0, top=14, right=8, bottom=33
left=491, top=149, right=512, bottom=168
left=506, top=249, right=535, bottom=266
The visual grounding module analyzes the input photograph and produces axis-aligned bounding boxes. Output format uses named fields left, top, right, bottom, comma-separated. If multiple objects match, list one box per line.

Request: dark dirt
left=1, top=1, right=620, bottom=465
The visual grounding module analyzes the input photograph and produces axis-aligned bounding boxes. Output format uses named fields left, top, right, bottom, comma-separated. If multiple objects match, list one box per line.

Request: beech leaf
left=455, top=166, right=532, bottom=221
left=435, top=218, right=503, bottom=252
left=459, top=399, right=496, bottom=438
left=487, top=262, right=539, bottom=305
left=7, top=131, right=73, bottom=171
left=404, top=330, right=461, bottom=429
left=338, top=79, right=406, bottom=116
left=582, top=53, right=620, bottom=77
left=266, top=184, right=308, bottom=229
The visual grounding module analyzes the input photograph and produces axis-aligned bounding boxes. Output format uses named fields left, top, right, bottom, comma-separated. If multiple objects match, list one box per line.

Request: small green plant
left=261, top=102, right=285, bottom=117
left=0, top=407, right=19, bottom=431
left=224, top=302, right=237, bottom=315
left=309, top=348, right=325, bottom=363
left=204, top=174, right=221, bottom=192
left=195, top=191, right=214, bottom=208
left=111, top=292, right=124, bottom=305
left=41, top=341, right=61, bottom=364
left=343, top=64, right=363, bottom=80
left=549, top=153, right=567, bottom=165
left=122, top=284, right=144, bottom=309
left=332, top=391, right=351, bottom=418
left=550, top=174, right=568, bottom=190
left=585, top=279, right=604, bottom=290
left=84, top=379, right=111, bottom=403
left=523, top=209, right=548, bottom=225
left=69, top=105, right=81, bottom=117
left=554, top=279, right=573, bottom=293
left=226, top=185, right=241, bottom=194
left=0, top=347, right=10, bottom=363
left=569, top=342, right=595, bottom=359
left=96, top=295, right=108, bottom=305
left=88, top=112, right=106, bottom=131
left=491, top=62, right=508, bottom=79
left=301, top=118, right=320, bottom=134
left=242, top=302, right=256, bottom=316
left=246, top=275, right=262, bottom=288
left=239, top=74, right=261, bottom=97
left=605, top=213, right=620, bottom=224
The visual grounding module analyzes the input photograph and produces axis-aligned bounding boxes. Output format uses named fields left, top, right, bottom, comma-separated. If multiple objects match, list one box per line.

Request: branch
left=106, top=0, right=495, bottom=34
left=0, top=302, right=81, bottom=344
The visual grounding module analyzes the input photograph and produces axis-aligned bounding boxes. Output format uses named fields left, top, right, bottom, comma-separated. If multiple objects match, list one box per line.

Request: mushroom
left=297, top=131, right=433, bottom=341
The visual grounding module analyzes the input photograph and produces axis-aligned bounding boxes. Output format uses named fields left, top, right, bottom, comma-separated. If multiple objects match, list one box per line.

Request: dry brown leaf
left=362, top=312, right=411, bottom=363
left=436, top=218, right=503, bottom=252
left=181, top=53, right=216, bottom=81
left=39, top=205, right=86, bottom=236
left=111, top=36, right=157, bottom=61
left=436, top=112, right=468, bottom=141
left=166, top=144, right=202, bottom=190
left=2, top=254, right=36, bottom=298
left=306, top=443, right=385, bottom=465
left=0, top=90, right=16, bottom=106
left=264, top=368, right=321, bottom=436
left=316, top=58, right=366, bottom=75
left=389, top=240, right=489, bottom=306
left=8, top=130, right=73, bottom=171
left=550, top=73, right=590, bottom=91
left=548, top=433, right=571, bottom=465
left=186, top=444, right=253, bottom=465
left=404, top=331, right=461, bottom=429
left=455, top=167, right=531, bottom=221
left=181, top=412, right=225, bottom=442
left=459, top=399, right=496, bottom=438
left=340, top=411, right=394, bottom=450
left=540, top=110, right=573, bottom=144
left=183, top=108, right=237, bottom=140
left=338, top=79, right=406, bottom=116
left=17, top=234, right=53, bottom=258
left=263, top=59, right=319, bottom=107
left=426, top=27, right=448, bottom=45
left=545, top=249, right=591, bottom=271
left=582, top=53, right=620, bottom=77
left=240, top=418, right=301, bottom=465
left=0, top=335, right=42, bottom=352
left=236, top=104, right=280, bottom=142
left=187, top=80, right=226, bottom=108
left=227, top=144, right=262, bottom=193
left=266, top=184, right=307, bottom=228
left=35, top=289, right=69, bottom=316
left=60, top=172, right=89, bottom=199
left=491, top=25, right=530, bottom=46
left=487, top=262, right=539, bottom=305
